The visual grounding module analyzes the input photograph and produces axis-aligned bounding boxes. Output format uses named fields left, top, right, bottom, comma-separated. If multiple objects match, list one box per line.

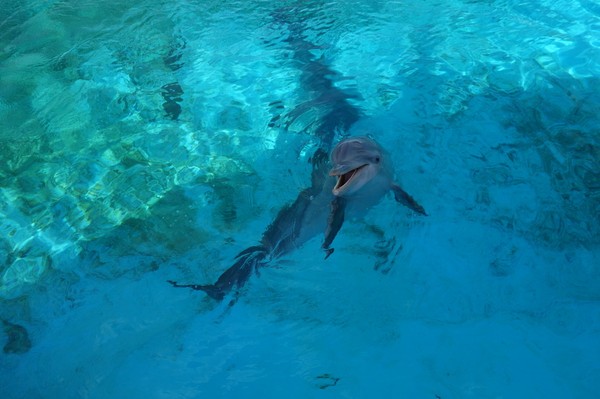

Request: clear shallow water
left=1, top=0, right=599, bottom=397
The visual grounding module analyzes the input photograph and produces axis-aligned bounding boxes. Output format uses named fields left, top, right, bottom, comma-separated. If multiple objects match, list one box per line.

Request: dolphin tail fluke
left=168, top=246, right=269, bottom=301
left=167, top=280, right=226, bottom=301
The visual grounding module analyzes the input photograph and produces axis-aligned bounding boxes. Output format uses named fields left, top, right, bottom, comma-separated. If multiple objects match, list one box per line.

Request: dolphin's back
left=261, top=150, right=336, bottom=258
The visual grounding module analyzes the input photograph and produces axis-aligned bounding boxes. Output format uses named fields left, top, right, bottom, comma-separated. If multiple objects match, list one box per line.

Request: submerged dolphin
left=169, top=136, right=426, bottom=300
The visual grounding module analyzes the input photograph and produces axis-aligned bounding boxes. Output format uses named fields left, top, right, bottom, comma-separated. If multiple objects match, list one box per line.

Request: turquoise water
left=1, top=0, right=599, bottom=397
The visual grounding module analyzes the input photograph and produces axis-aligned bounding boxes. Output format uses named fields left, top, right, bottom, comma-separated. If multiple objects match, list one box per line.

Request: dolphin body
left=169, top=136, right=426, bottom=300
left=169, top=8, right=425, bottom=301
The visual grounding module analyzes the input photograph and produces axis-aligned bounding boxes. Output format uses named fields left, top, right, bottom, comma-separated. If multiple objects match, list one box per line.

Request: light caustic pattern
left=0, top=0, right=599, bottom=397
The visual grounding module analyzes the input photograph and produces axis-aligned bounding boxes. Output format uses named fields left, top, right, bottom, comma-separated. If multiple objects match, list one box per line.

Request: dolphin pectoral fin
left=323, top=247, right=335, bottom=260
left=391, top=184, right=427, bottom=216
left=321, top=196, right=346, bottom=259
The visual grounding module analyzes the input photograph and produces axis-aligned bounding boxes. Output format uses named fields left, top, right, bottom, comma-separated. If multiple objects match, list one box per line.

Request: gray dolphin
left=169, top=136, right=426, bottom=301
left=322, top=136, right=426, bottom=258
left=169, top=7, right=425, bottom=303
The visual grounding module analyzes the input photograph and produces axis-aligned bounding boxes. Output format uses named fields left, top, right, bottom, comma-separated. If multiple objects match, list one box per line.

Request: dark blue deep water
left=1, top=0, right=599, bottom=397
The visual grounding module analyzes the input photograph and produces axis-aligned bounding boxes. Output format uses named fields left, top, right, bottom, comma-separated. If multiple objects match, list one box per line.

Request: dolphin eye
left=374, top=156, right=380, bottom=163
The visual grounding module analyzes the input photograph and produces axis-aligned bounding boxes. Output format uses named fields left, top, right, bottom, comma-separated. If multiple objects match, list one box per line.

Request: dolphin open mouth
left=333, top=164, right=367, bottom=193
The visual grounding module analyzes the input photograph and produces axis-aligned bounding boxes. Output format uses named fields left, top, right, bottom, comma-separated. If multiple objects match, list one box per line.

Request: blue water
left=1, top=0, right=599, bottom=397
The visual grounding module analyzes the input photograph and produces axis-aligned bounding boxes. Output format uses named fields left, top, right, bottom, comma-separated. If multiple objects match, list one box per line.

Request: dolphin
left=169, top=8, right=425, bottom=302
left=322, top=136, right=427, bottom=258
left=169, top=136, right=426, bottom=300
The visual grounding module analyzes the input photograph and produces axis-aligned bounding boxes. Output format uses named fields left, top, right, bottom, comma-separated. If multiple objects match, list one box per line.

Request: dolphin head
left=329, top=136, right=386, bottom=197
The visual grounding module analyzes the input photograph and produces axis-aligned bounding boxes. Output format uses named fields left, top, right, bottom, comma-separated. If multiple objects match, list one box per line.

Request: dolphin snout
left=329, top=165, right=348, bottom=176
left=329, top=164, right=362, bottom=176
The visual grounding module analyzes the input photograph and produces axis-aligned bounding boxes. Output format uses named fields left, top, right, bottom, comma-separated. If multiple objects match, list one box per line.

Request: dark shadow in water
left=161, top=82, right=184, bottom=120
left=270, top=4, right=362, bottom=149
left=2, top=319, right=31, bottom=354
left=161, top=37, right=187, bottom=120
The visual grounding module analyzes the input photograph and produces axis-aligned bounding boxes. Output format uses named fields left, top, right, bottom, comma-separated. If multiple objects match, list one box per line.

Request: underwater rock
left=2, top=319, right=31, bottom=354
left=30, top=75, right=92, bottom=135
left=1, top=256, right=49, bottom=299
